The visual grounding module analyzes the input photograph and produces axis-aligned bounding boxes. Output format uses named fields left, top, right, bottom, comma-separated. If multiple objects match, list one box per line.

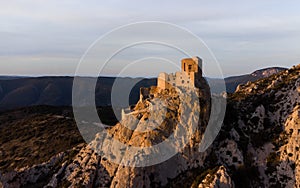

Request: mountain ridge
left=0, top=67, right=287, bottom=111
left=0, top=64, right=299, bottom=187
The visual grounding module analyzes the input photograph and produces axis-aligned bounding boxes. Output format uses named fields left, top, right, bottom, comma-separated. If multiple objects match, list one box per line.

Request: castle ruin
left=121, top=56, right=203, bottom=120
left=157, top=56, right=202, bottom=90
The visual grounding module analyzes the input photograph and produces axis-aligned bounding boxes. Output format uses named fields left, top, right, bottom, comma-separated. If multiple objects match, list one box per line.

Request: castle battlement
left=157, top=56, right=202, bottom=90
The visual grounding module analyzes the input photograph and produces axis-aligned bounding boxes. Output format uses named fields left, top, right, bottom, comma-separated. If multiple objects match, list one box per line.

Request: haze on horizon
left=1, top=1, right=300, bottom=78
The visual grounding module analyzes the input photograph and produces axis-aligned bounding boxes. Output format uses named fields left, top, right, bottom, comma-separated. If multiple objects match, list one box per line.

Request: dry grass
left=0, top=106, right=84, bottom=171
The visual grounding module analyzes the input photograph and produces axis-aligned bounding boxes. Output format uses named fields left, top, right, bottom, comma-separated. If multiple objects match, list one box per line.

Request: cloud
left=0, top=0, right=300, bottom=76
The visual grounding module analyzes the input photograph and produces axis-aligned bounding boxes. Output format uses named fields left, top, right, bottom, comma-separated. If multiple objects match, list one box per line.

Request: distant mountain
left=0, top=77, right=156, bottom=111
left=0, top=67, right=287, bottom=111
left=226, top=67, right=287, bottom=92
left=208, top=67, right=287, bottom=93
left=0, top=76, right=27, bottom=80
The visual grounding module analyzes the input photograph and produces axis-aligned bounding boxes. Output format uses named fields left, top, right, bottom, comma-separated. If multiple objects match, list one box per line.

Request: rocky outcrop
left=218, top=64, right=300, bottom=187
left=51, top=145, right=112, bottom=188
left=0, top=152, right=65, bottom=188
left=197, top=166, right=234, bottom=188
left=250, top=67, right=286, bottom=78
left=88, top=78, right=211, bottom=188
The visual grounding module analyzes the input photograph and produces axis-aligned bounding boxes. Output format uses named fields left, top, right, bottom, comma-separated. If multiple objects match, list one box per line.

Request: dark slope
left=0, top=77, right=156, bottom=111
left=0, top=67, right=286, bottom=111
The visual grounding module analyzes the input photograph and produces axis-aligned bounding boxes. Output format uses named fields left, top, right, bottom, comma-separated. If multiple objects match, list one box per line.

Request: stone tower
left=157, top=56, right=203, bottom=90
left=181, top=56, right=202, bottom=85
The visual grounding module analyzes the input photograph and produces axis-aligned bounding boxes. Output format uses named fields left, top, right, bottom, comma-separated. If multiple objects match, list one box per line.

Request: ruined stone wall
left=157, top=72, right=175, bottom=90
left=157, top=56, right=202, bottom=90
left=158, top=71, right=196, bottom=90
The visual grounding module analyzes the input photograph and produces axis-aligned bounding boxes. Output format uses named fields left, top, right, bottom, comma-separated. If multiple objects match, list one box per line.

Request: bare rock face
left=88, top=82, right=211, bottom=188
left=251, top=67, right=286, bottom=78
left=45, top=77, right=210, bottom=188
left=215, top=139, right=244, bottom=168
left=218, top=65, right=300, bottom=187
left=0, top=152, right=66, bottom=188
left=276, top=105, right=300, bottom=187
left=54, top=145, right=112, bottom=188
left=197, top=166, right=234, bottom=188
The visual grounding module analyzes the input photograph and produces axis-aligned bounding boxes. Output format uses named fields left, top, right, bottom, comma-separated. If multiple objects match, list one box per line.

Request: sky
left=0, top=0, right=300, bottom=77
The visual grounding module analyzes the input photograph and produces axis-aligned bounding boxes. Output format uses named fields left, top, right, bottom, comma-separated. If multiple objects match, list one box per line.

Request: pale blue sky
left=0, top=0, right=300, bottom=77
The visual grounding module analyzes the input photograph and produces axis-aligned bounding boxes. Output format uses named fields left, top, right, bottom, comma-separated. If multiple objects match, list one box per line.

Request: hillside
left=191, top=64, right=300, bottom=187
left=0, top=65, right=299, bottom=187
left=208, top=67, right=287, bottom=93
left=0, top=67, right=286, bottom=111
left=0, top=77, right=156, bottom=111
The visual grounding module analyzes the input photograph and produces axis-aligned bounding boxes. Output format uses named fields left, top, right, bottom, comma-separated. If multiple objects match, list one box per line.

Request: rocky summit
left=0, top=65, right=299, bottom=188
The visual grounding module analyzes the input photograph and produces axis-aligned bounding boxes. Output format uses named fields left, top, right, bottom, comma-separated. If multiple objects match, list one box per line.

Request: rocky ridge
left=0, top=65, right=299, bottom=187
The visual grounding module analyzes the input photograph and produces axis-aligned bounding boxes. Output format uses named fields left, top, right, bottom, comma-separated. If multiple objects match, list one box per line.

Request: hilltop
left=0, top=65, right=299, bottom=187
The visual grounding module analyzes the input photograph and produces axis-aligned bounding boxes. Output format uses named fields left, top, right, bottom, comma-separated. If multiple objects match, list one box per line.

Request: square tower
left=181, top=56, right=202, bottom=76
left=181, top=56, right=202, bottom=87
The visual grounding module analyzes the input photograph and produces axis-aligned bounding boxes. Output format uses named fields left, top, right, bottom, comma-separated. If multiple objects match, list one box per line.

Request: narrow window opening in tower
left=188, top=65, right=192, bottom=71
left=183, top=63, right=186, bottom=71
